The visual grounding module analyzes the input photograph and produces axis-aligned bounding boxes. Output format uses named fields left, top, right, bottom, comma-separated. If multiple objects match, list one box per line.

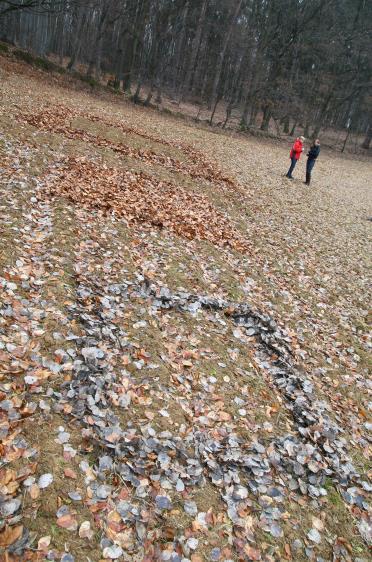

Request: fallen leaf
left=0, top=525, right=23, bottom=548
left=307, top=528, right=321, bottom=544
left=30, top=484, right=40, bottom=499
left=37, top=535, right=51, bottom=550
left=57, top=514, right=78, bottom=531
left=38, top=473, right=53, bottom=489
left=312, top=516, right=324, bottom=531
left=79, top=521, right=94, bottom=540
left=243, top=545, right=261, bottom=560
left=64, top=468, right=77, bottom=479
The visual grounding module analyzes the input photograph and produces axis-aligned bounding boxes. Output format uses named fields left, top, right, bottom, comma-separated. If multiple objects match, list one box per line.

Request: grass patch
left=77, top=74, right=99, bottom=88
left=13, top=49, right=66, bottom=74
left=324, top=478, right=344, bottom=507
left=71, top=115, right=190, bottom=163
left=22, top=414, right=101, bottom=562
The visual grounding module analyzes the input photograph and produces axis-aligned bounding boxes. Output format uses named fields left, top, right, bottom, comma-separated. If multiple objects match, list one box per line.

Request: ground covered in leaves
left=0, top=56, right=371, bottom=562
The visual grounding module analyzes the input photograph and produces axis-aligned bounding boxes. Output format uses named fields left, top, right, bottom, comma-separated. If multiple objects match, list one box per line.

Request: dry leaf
left=64, top=468, right=77, bottom=479
left=37, top=535, right=51, bottom=550
left=57, top=514, right=78, bottom=531
left=29, top=484, right=40, bottom=499
left=79, top=521, right=94, bottom=540
left=0, top=525, right=23, bottom=548
left=312, top=517, right=324, bottom=531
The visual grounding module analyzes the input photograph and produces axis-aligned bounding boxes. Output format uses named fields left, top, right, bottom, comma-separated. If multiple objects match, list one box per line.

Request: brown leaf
left=37, top=535, right=51, bottom=550
left=56, top=514, right=78, bottom=531
left=243, top=545, right=261, bottom=560
left=312, top=516, right=325, bottom=531
left=5, top=481, right=20, bottom=495
left=64, top=468, right=77, bottom=479
left=29, top=484, right=40, bottom=499
left=0, top=469, right=16, bottom=486
left=0, top=525, right=23, bottom=548
left=33, top=368, right=51, bottom=380
left=163, top=527, right=176, bottom=540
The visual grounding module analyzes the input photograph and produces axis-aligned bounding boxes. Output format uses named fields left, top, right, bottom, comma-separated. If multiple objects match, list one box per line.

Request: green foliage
left=0, top=42, right=9, bottom=53
left=13, top=49, right=65, bottom=74
left=13, top=49, right=34, bottom=64
left=324, top=478, right=343, bottom=507
left=34, top=56, right=65, bottom=74
left=79, top=74, right=99, bottom=88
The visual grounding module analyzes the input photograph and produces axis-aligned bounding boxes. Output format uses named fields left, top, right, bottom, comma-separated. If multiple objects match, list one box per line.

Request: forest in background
left=1, top=0, right=371, bottom=147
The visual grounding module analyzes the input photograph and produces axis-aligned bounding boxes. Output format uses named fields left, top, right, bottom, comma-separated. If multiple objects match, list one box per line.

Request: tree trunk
left=182, top=0, right=208, bottom=100
left=240, top=95, right=250, bottom=129
left=67, top=11, right=86, bottom=71
left=132, top=82, right=142, bottom=103
left=361, top=124, right=371, bottom=149
left=209, top=96, right=221, bottom=125
left=173, top=0, right=189, bottom=93
left=312, top=125, right=321, bottom=139
left=260, top=105, right=271, bottom=131
left=116, top=33, right=134, bottom=92
left=311, top=91, right=334, bottom=138
left=87, top=6, right=109, bottom=79
left=341, top=124, right=352, bottom=153
left=144, top=83, right=155, bottom=106
left=210, top=0, right=242, bottom=108
left=249, top=103, right=258, bottom=127
left=222, top=104, right=232, bottom=129
left=283, top=115, right=289, bottom=134
left=155, top=85, right=162, bottom=104
left=94, top=33, right=104, bottom=80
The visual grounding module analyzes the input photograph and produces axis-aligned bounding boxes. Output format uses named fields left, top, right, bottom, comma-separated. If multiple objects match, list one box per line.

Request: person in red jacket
left=286, top=136, right=305, bottom=179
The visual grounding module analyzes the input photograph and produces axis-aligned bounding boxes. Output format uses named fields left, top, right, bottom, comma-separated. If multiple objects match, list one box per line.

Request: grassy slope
left=0, top=54, right=371, bottom=562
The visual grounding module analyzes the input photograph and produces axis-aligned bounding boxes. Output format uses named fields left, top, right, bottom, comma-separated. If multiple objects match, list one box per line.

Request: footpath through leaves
left=0, top=55, right=371, bottom=562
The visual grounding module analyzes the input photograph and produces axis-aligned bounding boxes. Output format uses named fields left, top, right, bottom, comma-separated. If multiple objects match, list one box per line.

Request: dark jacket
left=307, top=145, right=320, bottom=160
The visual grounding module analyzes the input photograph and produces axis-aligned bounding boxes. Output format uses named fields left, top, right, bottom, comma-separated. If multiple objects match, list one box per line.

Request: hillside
left=0, top=55, right=371, bottom=562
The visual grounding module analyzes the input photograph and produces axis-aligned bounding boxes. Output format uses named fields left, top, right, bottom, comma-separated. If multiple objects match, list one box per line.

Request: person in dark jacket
left=305, top=139, right=320, bottom=185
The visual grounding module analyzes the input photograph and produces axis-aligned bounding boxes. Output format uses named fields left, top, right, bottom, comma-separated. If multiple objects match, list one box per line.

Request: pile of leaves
left=20, top=105, right=236, bottom=189
left=85, top=111, right=236, bottom=189
left=41, top=156, right=249, bottom=252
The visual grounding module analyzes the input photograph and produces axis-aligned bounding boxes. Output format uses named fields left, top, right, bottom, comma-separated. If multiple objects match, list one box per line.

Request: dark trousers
left=286, top=157, right=297, bottom=177
left=306, top=158, right=316, bottom=184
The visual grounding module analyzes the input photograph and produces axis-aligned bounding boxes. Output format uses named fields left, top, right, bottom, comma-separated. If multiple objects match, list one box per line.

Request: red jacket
left=290, top=139, right=303, bottom=160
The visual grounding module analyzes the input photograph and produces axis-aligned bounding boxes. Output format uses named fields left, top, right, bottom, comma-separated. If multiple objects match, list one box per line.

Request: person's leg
left=286, top=158, right=297, bottom=178
left=305, top=159, right=315, bottom=184
left=291, top=158, right=298, bottom=176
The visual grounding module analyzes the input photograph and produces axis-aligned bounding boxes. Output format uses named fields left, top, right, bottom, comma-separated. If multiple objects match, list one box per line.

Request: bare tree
left=1, top=0, right=370, bottom=146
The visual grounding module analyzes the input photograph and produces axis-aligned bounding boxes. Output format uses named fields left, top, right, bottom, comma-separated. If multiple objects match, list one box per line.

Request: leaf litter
left=0, top=61, right=371, bottom=562
left=40, top=155, right=248, bottom=253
